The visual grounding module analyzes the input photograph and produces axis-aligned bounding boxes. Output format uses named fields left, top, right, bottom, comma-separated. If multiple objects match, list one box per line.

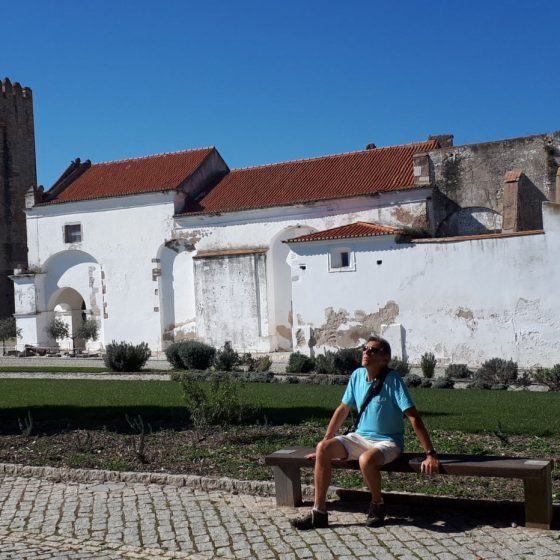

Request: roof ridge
left=93, top=147, right=214, bottom=166
left=229, top=140, right=438, bottom=173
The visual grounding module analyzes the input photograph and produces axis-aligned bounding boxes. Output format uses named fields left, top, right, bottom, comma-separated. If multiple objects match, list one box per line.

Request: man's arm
left=404, top=407, right=440, bottom=474
left=304, top=403, right=351, bottom=458
left=324, top=403, right=352, bottom=440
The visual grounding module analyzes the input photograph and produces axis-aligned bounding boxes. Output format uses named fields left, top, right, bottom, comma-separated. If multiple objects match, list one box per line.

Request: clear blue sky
left=3, top=0, right=559, bottom=188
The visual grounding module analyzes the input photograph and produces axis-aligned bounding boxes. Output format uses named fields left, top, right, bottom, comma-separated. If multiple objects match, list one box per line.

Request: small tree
left=45, top=317, right=70, bottom=347
left=75, top=319, right=99, bottom=347
left=420, top=352, right=437, bottom=379
left=0, top=317, right=21, bottom=355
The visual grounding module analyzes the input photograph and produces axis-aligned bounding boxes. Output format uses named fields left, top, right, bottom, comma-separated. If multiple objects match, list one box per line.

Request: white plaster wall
left=194, top=253, right=270, bottom=352
left=18, top=189, right=430, bottom=353
left=288, top=203, right=560, bottom=368
left=24, top=192, right=177, bottom=351
left=176, top=192, right=429, bottom=352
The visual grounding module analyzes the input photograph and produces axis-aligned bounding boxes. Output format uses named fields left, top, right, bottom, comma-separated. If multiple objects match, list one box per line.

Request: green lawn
left=0, top=379, right=558, bottom=437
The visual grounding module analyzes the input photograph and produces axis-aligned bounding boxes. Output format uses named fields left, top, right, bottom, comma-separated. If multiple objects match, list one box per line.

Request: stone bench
left=264, top=447, right=554, bottom=529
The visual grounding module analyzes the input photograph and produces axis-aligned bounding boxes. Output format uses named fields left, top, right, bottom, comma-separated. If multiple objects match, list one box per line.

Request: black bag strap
left=345, top=368, right=389, bottom=434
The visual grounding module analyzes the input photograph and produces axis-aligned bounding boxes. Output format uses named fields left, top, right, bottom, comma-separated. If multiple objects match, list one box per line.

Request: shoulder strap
left=346, top=368, right=389, bottom=434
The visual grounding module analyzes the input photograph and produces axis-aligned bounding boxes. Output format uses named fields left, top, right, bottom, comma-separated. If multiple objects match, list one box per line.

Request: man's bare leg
left=314, top=438, right=347, bottom=511
left=358, top=448, right=386, bottom=503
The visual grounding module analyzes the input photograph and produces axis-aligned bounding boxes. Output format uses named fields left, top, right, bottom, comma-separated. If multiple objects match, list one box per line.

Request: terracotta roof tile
left=195, top=140, right=439, bottom=214
left=284, top=222, right=400, bottom=243
left=44, top=148, right=215, bottom=204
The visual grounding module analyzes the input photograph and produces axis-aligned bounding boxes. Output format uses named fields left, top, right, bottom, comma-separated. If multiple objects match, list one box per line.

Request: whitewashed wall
left=288, top=203, right=560, bottom=368
left=14, top=188, right=430, bottom=353
left=16, top=192, right=178, bottom=351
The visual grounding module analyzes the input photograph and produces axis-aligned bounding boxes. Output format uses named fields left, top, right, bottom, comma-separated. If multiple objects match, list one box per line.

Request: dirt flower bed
left=0, top=425, right=557, bottom=503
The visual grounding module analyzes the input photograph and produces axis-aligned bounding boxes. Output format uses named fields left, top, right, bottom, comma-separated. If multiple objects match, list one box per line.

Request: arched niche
left=267, top=226, right=317, bottom=351
left=157, top=241, right=196, bottom=346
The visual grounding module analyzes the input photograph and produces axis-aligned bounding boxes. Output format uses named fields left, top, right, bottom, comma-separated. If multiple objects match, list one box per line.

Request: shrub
left=314, top=350, right=338, bottom=374
left=104, top=341, right=151, bottom=372
left=180, top=374, right=255, bottom=427
left=165, top=343, right=184, bottom=369
left=532, top=365, right=560, bottom=391
left=165, top=340, right=216, bottom=370
left=403, top=373, right=421, bottom=388
left=333, top=347, right=363, bottom=375
left=286, top=352, right=315, bottom=373
left=389, top=357, right=410, bottom=376
left=445, top=364, right=472, bottom=379
left=255, top=355, right=272, bottom=372
left=420, top=352, right=436, bottom=379
left=420, top=378, right=433, bottom=389
left=475, top=358, right=518, bottom=387
left=432, top=377, right=455, bottom=389
left=214, top=341, right=240, bottom=372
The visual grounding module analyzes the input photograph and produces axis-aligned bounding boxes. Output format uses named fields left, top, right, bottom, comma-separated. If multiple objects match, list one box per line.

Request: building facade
left=12, top=130, right=560, bottom=366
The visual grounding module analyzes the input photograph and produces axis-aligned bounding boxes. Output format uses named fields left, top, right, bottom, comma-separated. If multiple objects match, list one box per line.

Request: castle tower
left=0, top=78, right=37, bottom=318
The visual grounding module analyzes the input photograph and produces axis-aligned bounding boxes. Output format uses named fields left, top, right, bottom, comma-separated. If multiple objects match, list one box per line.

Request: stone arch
left=267, top=226, right=317, bottom=351
left=47, top=287, right=87, bottom=351
left=436, top=207, right=502, bottom=237
left=157, top=240, right=196, bottom=346
left=38, top=250, right=104, bottom=351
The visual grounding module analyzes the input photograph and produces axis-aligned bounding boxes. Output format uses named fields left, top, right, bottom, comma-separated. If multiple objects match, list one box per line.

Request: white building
left=12, top=133, right=560, bottom=367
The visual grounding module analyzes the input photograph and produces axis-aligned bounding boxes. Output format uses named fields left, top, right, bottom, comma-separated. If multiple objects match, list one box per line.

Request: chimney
left=365, top=143, right=376, bottom=150
left=502, top=170, right=525, bottom=232
left=413, top=153, right=431, bottom=187
left=428, top=134, right=454, bottom=148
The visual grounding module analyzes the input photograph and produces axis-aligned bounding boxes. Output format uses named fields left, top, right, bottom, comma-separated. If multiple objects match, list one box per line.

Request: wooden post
left=272, top=465, right=302, bottom=507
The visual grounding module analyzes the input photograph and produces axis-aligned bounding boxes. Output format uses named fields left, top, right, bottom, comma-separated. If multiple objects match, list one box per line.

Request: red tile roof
left=284, top=222, right=400, bottom=243
left=194, top=140, right=439, bottom=214
left=43, top=148, right=215, bottom=204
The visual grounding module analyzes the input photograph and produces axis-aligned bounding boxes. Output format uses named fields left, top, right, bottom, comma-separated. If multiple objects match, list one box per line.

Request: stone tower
left=0, top=78, right=37, bottom=318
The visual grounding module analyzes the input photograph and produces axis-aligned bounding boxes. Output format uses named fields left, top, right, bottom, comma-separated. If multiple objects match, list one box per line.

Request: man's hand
left=420, top=455, right=440, bottom=475
left=304, top=452, right=316, bottom=460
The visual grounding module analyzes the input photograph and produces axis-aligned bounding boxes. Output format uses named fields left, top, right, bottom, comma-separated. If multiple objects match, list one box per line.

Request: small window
left=64, top=224, right=82, bottom=243
left=329, top=248, right=355, bottom=272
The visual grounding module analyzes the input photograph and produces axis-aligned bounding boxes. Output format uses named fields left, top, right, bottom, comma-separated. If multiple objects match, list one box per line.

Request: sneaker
left=365, top=501, right=386, bottom=527
left=290, top=509, right=328, bottom=530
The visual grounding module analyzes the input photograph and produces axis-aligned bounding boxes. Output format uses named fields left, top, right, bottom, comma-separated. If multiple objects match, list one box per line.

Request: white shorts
left=335, top=432, right=401, bottom=464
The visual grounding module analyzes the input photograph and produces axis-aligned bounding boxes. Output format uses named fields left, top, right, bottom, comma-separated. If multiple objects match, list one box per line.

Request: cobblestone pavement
left=0, top=475, right=558, bottom=559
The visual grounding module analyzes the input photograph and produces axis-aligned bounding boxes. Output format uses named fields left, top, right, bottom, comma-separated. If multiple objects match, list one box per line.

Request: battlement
left=1, top=77, right=32, bottom=100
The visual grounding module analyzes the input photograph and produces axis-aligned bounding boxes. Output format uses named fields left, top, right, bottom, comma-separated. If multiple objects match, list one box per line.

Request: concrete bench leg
left=523, top=466, right=553, bottom=529
left=272, top=465, right=302, bottom=507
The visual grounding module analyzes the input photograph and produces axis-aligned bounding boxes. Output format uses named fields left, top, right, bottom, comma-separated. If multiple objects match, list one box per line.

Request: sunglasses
left=362, top=345, right=383, bottom=355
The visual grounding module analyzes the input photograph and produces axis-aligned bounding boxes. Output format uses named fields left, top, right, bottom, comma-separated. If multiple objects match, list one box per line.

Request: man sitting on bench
left=291, top=335, right=440, bottom=529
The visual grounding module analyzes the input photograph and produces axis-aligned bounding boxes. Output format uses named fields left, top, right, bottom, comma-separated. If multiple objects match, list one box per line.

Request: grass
left=0, top=379, right=558, bottom=436
left=0, top=366, right=167, bottom=373
left=0, top=378, right=557, bottom=502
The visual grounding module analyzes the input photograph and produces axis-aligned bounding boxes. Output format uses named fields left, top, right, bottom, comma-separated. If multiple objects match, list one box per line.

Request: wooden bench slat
left=265, top=448, right=551, bottom=479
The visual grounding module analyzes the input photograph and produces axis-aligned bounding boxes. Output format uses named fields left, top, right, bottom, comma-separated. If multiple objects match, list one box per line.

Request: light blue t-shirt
left=342, top=367, right=415, bottom=450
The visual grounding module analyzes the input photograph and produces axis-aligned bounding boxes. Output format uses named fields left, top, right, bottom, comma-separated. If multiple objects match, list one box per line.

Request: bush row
left=286, top=349, right=412, bottom=376
left=165, top=340, right=272, bottom=373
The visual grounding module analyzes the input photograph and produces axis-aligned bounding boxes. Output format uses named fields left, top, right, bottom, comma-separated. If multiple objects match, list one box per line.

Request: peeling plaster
left=455, top=306, right=476, bottom=332
left=313, top=301, right=400, bottom=348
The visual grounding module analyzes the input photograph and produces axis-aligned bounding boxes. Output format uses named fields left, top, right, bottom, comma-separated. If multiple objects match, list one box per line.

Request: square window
left=64, top=224, right=82, bottom=243
left=329, top=249, right=355, bottom=272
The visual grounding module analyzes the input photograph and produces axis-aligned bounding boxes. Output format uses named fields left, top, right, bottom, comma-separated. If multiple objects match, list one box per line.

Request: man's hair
left=367, top=335, right=391, bottom=358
